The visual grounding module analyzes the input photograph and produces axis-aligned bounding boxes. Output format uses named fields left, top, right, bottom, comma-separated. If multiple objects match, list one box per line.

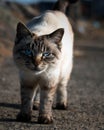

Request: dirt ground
left=0, top=38, right=104, bottom=130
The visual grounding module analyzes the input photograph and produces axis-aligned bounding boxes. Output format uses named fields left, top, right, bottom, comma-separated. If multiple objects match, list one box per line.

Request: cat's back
left=27, top=10, right=73, bottom=66
left=27, top=11, right=73, bottom=37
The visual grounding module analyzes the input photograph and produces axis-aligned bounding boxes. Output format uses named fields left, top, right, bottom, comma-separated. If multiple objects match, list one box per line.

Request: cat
left=13, top=0, right=75, bottom=124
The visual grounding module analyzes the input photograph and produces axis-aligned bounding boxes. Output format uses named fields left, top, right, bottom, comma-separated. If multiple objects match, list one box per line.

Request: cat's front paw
left=38, top=114, right=53, bottom=124
left=16, top=112, right=31, bottom=122
left=55, top=103, right=68, bottom=110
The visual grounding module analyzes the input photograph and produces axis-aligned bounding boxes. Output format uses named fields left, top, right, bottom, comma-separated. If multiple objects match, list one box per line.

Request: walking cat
left=13, top=0, right=75, bottom=124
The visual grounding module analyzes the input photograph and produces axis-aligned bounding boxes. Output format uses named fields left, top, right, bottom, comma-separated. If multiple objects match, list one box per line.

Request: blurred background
left=0, top=0, right=104, bottom=129
left=0, top=0, right=104, bottom=62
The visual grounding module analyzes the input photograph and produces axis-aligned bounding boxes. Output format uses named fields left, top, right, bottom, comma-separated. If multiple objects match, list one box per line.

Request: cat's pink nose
left=33, top=53, right=42, bottom=66
left=34, top=60, right=41, bottom=66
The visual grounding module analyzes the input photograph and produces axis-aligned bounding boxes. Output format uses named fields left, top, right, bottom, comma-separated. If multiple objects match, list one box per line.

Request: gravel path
left=0, top=41, right=104, bottom=130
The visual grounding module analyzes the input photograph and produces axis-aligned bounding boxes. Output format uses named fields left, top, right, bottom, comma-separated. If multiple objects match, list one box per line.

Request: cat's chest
left=40, top=68, right=60, bottom=85
left=20, top=67, right=60, bottom=87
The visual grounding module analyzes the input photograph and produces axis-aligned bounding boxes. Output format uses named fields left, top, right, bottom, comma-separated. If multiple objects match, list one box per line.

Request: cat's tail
left=53, top=0, right=78, bottom=13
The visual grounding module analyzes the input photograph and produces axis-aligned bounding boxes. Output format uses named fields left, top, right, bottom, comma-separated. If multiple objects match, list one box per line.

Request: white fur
left=27, top=11, right=73, bottom=82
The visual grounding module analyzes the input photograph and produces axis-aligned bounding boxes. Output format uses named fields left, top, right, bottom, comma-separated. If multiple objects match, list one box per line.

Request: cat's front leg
left=17, top=84, right=36, bottom=122
left=33, top=87, right=40, bottom=110
left=38, top=86, right=56, bottom=124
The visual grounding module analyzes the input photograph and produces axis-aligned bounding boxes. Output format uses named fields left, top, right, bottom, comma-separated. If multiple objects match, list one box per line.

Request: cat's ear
left=47, top=28, right=64, bottom=49
left=16, top=22, right=32, bottom=39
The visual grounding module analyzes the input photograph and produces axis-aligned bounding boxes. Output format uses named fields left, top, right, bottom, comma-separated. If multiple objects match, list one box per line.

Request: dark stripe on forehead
left=32, top=38, right=45, bottom=52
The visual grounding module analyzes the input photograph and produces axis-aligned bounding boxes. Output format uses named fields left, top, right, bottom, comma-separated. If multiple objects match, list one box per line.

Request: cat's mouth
left=25, top=63, right=47, bottom=74
left=32, top=67, right=47, bottom=75
left=33, top=67, right=44, bottom=72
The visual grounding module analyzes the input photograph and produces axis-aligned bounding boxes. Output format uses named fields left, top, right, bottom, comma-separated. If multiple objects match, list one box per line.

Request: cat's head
left=13, top=22, right=64, bottom=74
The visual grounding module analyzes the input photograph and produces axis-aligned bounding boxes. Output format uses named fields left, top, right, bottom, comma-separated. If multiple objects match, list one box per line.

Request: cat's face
left=13, top=22, right=64, bottom=74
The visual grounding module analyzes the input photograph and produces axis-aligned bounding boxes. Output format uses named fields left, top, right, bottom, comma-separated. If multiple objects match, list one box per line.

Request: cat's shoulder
left=27, top=10, right=67, bottom=28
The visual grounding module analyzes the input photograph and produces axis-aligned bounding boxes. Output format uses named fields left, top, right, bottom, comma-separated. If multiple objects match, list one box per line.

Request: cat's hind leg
left=56, top=78, right=69, bottom=110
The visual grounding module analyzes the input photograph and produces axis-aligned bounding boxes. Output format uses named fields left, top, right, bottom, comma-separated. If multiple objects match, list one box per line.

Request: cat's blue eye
left=22, top=49, right=32, bottom=56
left=43, top=52, right=50, bottom=57
left=25, top=49, right=32, bottom=56
left=43, top=52, right=55, bottom=60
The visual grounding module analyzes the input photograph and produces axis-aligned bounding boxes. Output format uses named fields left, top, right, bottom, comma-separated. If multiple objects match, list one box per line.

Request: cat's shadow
left=0, top=102, right=61, bottom=124
left=0, top=102, right=37, bottom=124
left=0, top=118, right=16, bottom=122
left=0, top=102, right=20, bottom=110
left=0, top=102, right=19, bottom=123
